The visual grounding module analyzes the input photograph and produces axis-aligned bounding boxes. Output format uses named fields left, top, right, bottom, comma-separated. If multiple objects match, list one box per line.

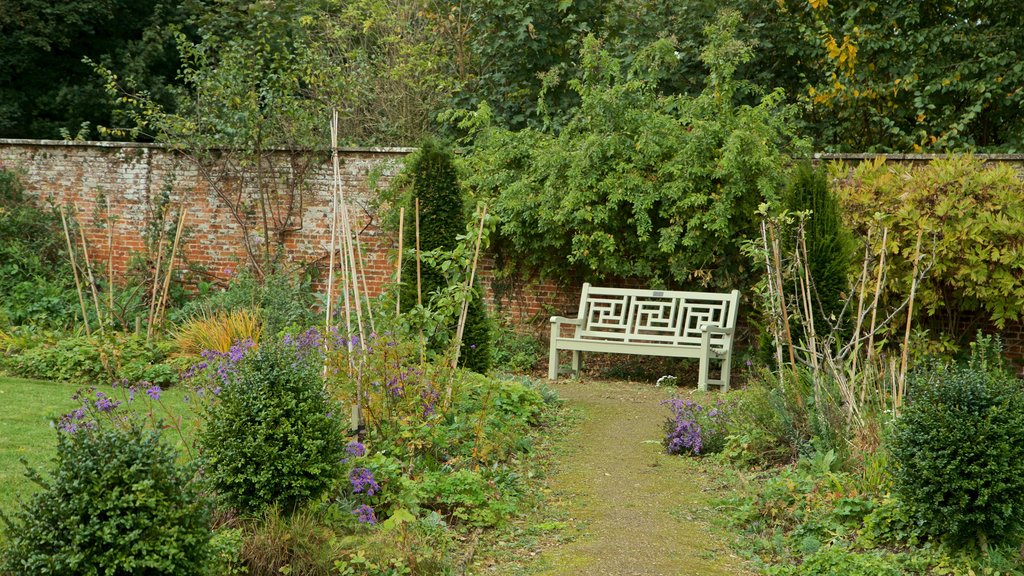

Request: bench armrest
left=550, top=316, right=582, bottom=326
left=700, top=324, right=735, bottom=336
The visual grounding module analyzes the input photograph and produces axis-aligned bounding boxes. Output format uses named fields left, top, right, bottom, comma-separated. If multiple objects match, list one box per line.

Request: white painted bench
left=548, top=283, right=740, bottom=390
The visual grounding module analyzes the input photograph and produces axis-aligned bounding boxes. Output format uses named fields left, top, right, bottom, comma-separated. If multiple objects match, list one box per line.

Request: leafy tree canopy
left=459, top=11, right=809, bottom=291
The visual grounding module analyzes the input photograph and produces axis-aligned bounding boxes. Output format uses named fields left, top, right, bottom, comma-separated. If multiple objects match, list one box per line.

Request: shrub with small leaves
left=0, top=423, right=210, bottom=576
left=198, top=334, right=345, bottom=513
left=889, top=335, right=1024, bottom=546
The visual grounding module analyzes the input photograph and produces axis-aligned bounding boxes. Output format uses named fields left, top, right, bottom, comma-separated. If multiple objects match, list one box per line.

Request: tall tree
left=0, top=0, right=184, bottom=139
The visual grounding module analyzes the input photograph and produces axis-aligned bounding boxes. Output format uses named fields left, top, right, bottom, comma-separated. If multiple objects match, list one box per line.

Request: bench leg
left=571, top=351, right=582, bottom=376
left=698, top=354, right=710, bottom=392
left=548, top=323, right=560, bottom=381
left=698, top=330, right=711, bottom=391
left=720, top=349, right=733, bottom=392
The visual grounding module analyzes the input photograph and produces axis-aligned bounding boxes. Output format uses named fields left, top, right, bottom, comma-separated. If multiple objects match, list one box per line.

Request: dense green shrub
left=889, top=336, right=1024, bottom=545
left=492, top=325, right=542, bottom=373
left=460, top=13, right=806, bottom=291
left=0, top=423, right=210, bottom=575
left=0, top=169, right=76, bottom=328
left=784, top=162, right=853, bottom=337
left=198, top=337, right=345, bottom=513
left=399, top=139, right=492, bottom=372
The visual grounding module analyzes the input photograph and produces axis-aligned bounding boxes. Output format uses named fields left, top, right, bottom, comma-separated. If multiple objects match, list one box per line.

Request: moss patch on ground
left=521, top=378, right=753, bottom=576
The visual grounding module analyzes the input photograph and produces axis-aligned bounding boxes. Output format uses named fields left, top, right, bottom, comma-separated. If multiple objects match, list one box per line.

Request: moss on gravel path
left=524, top=379, right=752, bottom=576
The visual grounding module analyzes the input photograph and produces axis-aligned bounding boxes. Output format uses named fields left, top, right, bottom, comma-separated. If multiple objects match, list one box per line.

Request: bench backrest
left=573, top=283, right=740, bottom=347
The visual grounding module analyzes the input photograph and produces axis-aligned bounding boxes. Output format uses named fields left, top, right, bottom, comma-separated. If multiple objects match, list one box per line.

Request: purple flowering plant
left=662, top=397, right=732, bottom=456
left=57, top=381, right=197, bottom=461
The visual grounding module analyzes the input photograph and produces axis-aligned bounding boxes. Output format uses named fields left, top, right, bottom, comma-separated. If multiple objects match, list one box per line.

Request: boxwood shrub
left=0, top=423, right=210, bottom=575
left=889, top=337, right=1024, bottom=545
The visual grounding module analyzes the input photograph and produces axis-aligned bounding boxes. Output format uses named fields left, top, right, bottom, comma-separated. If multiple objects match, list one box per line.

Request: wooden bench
left=548, top=283, right=740, bottom=390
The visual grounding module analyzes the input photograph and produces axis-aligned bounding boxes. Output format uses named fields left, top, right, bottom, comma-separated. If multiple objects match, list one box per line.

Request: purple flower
left=353, top=504, right=377, bottom=525
left=94, top=392, right=120, bottom=413
left=349, top=467, right=380, bottom=496
left=146, top=384, right=162, bottom=401
left=346, top=441, right=366, bottom=458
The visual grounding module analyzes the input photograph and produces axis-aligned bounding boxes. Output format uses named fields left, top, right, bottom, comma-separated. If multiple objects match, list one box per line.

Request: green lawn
left=0, top=377, right=198, bottom=513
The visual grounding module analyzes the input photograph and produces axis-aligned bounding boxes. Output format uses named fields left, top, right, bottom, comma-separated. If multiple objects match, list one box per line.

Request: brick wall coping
left=814, top=152, right=1024, bottom=162
left=0, top=138, right=416, bottom=155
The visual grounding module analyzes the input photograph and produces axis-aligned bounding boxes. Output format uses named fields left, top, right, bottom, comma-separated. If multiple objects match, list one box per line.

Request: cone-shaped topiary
left=784, top=162, right=854, bottom=339
left=400, top=139, right=492, bottom=372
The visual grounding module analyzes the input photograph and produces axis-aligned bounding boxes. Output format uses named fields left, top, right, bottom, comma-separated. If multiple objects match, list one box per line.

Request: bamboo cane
left=897, top=229, right=924, bottom=412
left=77, top=221, right=104, bottom=331
left=415, top=197, right=424, bottom=365
left=797, top=225, right=819, bottom=371
left=768, top=221, right=796, bottom=371
left=60, top=208, right=91, bottom=336
left=851, top=228, right=873, bottom=405
left=354, top=228, right=374, bottom=333
left=761, top=222, right=784, bottom=369
left=154, top=209, right=187, bottom=328
left=866, top=227, right=888, bottom=358
left=452, top=205, right=488, bottom=369
left=325, top=111, right=341, bottom=339
left=106, top=200, right=114, bottom=321
left=396, top=207, right=405, bottom=316
left=146, top=210, right=167, bottom=340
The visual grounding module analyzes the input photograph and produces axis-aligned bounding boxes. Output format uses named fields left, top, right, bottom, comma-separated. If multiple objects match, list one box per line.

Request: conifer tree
left=401, top=140, right=492, bottom=372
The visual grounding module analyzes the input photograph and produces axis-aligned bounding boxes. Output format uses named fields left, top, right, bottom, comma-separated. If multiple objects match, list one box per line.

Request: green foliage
left=889, top=335, right=1024, bottom=545
left=198, top=339, right=345, bottom=514
left=783, top=0, right=1024, bottom=152
left=783, top=162, right=853, bottom=336
left=461, top=12, right=807, bottom=290
left=417, top=468, right=515, bottom=528
left=0, top=170, right=76, bottom=328
left=399, top=140, right=492, bottom=372
left=0, top=423, right=211, bottom=575
left=0, top=331, right=176, bottom=387
left=492, top=325, right=542, bottom=373
left=0, top=0, right=183, bottom=139
left=840, top=156, right=1024, bottom=335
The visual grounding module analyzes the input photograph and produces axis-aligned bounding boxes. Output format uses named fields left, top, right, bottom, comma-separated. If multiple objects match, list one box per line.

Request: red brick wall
left=4, top=141, right=1023, bottom=357
left=0, top=139, right=580, bottom=325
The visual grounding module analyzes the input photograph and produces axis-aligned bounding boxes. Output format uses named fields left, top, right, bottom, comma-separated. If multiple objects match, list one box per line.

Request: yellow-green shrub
left=837, top=156, right=1024, bottom=335
left=173, top=308, right=261, bottom=356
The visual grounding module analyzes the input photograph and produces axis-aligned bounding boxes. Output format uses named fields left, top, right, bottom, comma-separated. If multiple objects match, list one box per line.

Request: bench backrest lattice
left=549, top=283, right=740, bottom=390
left=576, top=286, right=737, bottom=349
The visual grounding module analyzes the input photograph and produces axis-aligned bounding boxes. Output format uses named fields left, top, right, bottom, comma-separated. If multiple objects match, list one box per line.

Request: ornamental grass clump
left=663, top=397, right=732, bottom=456
left=889, top=335, right=1024, bottom=547
left=0, top=422, right=210, bottom=576
left=197, top=333, right=345, bottom=514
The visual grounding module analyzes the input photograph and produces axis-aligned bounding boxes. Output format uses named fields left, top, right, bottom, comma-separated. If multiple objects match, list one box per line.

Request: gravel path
left=525, top=379, right=752, bottom=576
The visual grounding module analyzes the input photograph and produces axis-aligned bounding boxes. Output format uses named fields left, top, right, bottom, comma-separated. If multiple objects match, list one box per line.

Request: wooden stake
left=147, top=209, right=167, bottom=340
left=396, top=207, right=405, bottom=316
left=866, top=227, right=888, bottom=358
left=354, top=228, right=374, bottom=333
left=154, top=209, right=187, bottom=328
left=452, top=205, right=488, bottom=369
left=325, top=111, right=341, bottom=339
left=897, top=229, right=924, bottom=412
left=106, top=199, right=114, bottom=321
left=77, top=221, right=104, bottom=331
left=60, top=208, right=91, bottom=336
left=415, top=197, right=424, bottom=365
left=768, top=221, right=796, bottom=371
left=851, top=228, right=872, bottom=405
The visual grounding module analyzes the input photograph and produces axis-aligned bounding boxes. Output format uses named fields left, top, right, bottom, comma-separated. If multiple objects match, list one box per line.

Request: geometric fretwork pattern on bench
left=549, top=284, right=741, bottom=391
